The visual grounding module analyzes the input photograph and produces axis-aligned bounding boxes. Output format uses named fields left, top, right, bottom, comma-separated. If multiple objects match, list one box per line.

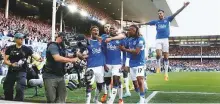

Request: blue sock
left=140, top=92, right=145, bottom=97
left=135, top=88, right=140, bottom=93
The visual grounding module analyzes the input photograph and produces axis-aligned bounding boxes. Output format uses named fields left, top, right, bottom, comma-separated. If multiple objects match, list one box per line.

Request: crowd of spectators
left=169, top=46, right=220, bottom=56
left=145, top=59, right=220, bottom=72
left=0, top=9, right=53, bottom=43
left=169, top=59, right=220, bottom=71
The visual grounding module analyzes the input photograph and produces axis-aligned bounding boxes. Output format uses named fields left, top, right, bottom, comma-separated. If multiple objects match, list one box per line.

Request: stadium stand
left=168, top=36, right=220, bottom=71
left=169, top=59, right=220, bottom=71
left=0, top=9, right=52, bottom=43
left=169, top=46, right=220, bottom=56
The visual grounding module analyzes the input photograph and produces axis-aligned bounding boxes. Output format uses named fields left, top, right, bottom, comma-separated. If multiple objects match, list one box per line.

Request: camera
left=63, top=33, right=88, bottom=74
left=62, top=33, right=89, bottom=90
left=63, top=33, right=89, bottom=55
left=10, top=58, right=28, bottom=71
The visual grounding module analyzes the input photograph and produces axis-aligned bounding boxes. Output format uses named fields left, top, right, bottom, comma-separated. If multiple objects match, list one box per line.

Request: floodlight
left=80, top=10, right=88, bottom=17
left=68, top=4, right=77, bottom=13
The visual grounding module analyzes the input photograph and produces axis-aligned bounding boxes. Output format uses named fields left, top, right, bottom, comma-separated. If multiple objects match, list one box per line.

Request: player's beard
left=110, top=32, right=117, bottom=37
left=159, top=16, right=164, bottom=20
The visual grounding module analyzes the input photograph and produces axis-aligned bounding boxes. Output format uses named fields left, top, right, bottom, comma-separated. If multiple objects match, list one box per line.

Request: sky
left=167, top=0, right=220, bottom=36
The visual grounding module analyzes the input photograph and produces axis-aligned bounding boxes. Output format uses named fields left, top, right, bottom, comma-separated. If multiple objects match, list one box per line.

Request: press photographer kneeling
left=3, top=33, right=42, bottom=101
left=42, top=32, right=79, bottom=103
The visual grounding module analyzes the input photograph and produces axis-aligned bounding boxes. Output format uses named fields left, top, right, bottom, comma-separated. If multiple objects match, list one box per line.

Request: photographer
left=3, top=33, right=42, bottom=101
left=42, top=32, right=79, bottom=103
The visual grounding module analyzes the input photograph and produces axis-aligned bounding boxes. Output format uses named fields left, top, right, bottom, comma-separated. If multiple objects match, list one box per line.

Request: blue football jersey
left=105, top=39, right=122, bottom=65
left=121, top=37, right=133, bottom=58
left=120, top=38, right=128, bottom=64
left=86, top=39, right=105, bottom=68
left=148, top=16, right=174, bottom=39
left=128, top=37, right=146, bottom=67
left=101, top=34, right=109, bottom=40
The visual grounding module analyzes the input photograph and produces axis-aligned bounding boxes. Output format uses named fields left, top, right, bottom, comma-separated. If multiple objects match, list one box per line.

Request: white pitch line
left=159, top=91, right=220, bottom=95
left=150, top=84, right=220, bottom=88
left=145, top=91, right=159, bottom=103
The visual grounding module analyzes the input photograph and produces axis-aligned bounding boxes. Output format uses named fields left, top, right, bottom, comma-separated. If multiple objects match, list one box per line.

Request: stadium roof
left=67, top=0, right=178, bottom=26
left=169, top=35, right=220, bottom=46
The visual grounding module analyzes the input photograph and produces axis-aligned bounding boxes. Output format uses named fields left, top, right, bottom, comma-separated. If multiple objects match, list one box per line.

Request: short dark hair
left=90, top=26, right=99, bottom=32
left=158, top=9, right=164, bottom=13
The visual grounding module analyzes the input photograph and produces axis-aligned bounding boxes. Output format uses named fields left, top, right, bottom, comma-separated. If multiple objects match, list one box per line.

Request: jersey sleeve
left=48, top=43, right=59, bottom=55
left=148, top=20, right=157, bottom=26
left=121, top=38, right=129, bottom=48
left=101, top=39, right=107, bottom=53
left=136, top=38, right=145, bottom=49
left=120, top=39, right=126, bottom=64
left=119, top=39, right=124, bottom=46
left=100, top=40, right=107, bottom=65
left=167, top=16, right=174, bottom=22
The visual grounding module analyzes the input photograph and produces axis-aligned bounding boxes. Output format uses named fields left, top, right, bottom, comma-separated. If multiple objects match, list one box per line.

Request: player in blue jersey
left=100, top=24, right=125, bottom=42
left=101, top=24, right=111, bottom=39
left=121, top=32, right=147, bottom=99
left=82, top=26, right=105, bottom=104
left=139, top=2, right=190, bottom=81
left=120, top=25, right=146, bottom=103
left=104, top=26, right=124, bottom=104
left=100, top=24, right=126, bottom=103
left=99, top=24, right=112, bottom=103
left=120, top=33, right=133, bottom=98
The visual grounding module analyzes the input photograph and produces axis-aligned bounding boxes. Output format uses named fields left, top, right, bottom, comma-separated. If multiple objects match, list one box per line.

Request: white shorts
left=156, top=38, right=169, bottom=52
left=87, top=66, right=104, bottom=83
left=125, top=58, right=130, bottom=67
left=130, top=66, right=145, bottom=81
left=104, top=64, right=122, bottom=77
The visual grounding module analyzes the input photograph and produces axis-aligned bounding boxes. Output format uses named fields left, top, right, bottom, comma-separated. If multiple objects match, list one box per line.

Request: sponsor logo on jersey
left=92, top=48, right=102, bottom=54
left=158, top=24, right=167, bottom=29
left=107, top=43, right=118, bottom=50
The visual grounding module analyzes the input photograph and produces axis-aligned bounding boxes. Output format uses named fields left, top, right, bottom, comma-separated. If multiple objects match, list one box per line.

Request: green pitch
left=0, top=72, right=220, bottom=103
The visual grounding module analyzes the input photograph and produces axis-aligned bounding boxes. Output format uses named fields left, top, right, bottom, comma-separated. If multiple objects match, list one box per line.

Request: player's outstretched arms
left=171, top=2, right=190, bottom=19
left=138, top=23, right=151, bottom=27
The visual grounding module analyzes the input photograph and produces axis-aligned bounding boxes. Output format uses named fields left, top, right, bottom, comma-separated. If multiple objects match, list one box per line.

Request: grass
left=150, top=93, right=220, bottom=103
left=0, top=72, right=220, bottom=103
left=148, top=72, right=220, bottom=93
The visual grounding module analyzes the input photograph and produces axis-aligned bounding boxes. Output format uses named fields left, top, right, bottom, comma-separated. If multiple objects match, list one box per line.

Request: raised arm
left=138, top=20, right=157, bottom=27
left=170, top=2, right=190, bottom=19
